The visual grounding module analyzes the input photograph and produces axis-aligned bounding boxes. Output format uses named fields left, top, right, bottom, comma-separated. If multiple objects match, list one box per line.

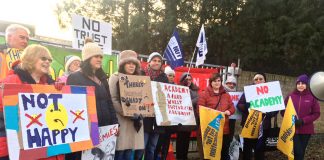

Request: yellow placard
left=277, top=97, right=296, bottom=159
left=240, top=109, right=263, bottom=138
left=199, top=106, right=225, bottom=160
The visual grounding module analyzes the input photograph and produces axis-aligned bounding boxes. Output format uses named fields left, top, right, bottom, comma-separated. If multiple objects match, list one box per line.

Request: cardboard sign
left=244, top=81, right=285, bottom=113
left=118, top=74, right=154, bottom=117
left=72, top=14, right=112, bottom=54
left=0, top=48, right=22, bottom=79
left=228, top=92, right=243, bottom=120
left=82, top=124, right=118, bottom=160
left=151, top=82, right=196, bottom=126
left=199, top=106, right=225, bottom=160
left=2, top=84, right=99, bottom=160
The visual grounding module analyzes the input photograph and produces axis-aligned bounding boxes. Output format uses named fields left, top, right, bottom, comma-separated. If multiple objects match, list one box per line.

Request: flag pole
left=187, top=47, right=196, bottom=74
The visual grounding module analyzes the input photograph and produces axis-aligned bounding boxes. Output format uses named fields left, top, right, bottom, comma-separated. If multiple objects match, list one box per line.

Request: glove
left=54, top=81, right=65, bottom=91
left=131, top=113, right=143, bottom=132
left=295, top=119, right=304, bottom=128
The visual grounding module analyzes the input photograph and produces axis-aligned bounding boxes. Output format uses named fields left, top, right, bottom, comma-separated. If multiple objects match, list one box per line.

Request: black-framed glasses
left=40, top=57, right=52, bottom=63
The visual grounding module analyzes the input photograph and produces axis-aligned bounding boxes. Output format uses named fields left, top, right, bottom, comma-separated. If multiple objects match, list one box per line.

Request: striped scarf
left=143, top=64, right=162, bottom=80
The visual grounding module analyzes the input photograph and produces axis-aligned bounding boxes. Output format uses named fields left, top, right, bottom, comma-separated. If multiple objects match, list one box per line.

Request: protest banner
left=72, top=14, right=112, bottom=54
left=2, top=84, right=99, bottom=160
left=0, top=48, right=22, bottom=79
left=82, top=124, right=118, bottom=160
left=244, top=81, right=285, bottom=113
left=240, top=109, right=263, bottom=138
left=151, top=81, right=196, bottom=126
left=228, top=92, right=243, bottom=120
left=119, top=74, right=154, bottom=117
left=199, top=106, right=225, bottom=160
left=277, top=97, right=296, bottom=159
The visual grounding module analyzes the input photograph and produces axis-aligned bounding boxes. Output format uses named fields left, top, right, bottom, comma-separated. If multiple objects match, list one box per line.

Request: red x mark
left=70, top=110, right=85, bottom=123
left=25, top=113, right=43, bottom=128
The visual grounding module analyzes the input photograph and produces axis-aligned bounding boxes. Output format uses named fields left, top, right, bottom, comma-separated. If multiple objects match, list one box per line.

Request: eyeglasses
left=254, top=78, right=264, bottom=81
left=40, top=57, right=52, bottom=63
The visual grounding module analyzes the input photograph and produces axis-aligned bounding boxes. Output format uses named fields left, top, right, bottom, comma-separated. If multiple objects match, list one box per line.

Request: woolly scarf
left=143, top=64, right=162, bottom=80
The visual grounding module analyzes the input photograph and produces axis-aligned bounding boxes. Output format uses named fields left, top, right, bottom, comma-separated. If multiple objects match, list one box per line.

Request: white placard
left=243, top=81, right=285, bottom=113
left=228, top=92, right=243, bottom=119
left=151, top=82, right=196, bottom=126
left=18, top=93, right=90, bottom=150
left=82, top=124, right=118, bottom=160
left=72, top=14, right=112, bottom=54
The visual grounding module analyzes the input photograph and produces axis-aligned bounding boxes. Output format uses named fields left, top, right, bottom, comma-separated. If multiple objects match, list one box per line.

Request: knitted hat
left=119, top=50, right=140, bottom=68
left=81, top=39, right=103, bottom=61
left=65, top=55, right=81, bottom=72
left=296, top=74, right=309, bottom=84
left=225, top=76, right=237, bottom=85
left=147, top=52, right=162, bottom=62
left=164, top=66, right=175, bottom=75
left=180, top=72, right=191, bottom=83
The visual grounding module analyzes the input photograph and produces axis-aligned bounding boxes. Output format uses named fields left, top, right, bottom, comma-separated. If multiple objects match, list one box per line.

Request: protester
left=154, top=65, right=176, bottom=160
left=65, top=39, right=118, bottom=160
left=224, top=76, right=238, bottom=141
left=237, top=72, right=278, bottom=160
left=140, top=52, right=168, bottom=160
left=57, top=55, right=81, bottom=83
left=0, top=44, right=64, bottom=160
left=176, top=73, right=199, bottom=160
left=197, top=73, right=235, bottom=160
left=0, top=24, right=30, bottom=79
left=282, top=74, right=320, bottom=160
left=108, top=50, right=144, bottom=160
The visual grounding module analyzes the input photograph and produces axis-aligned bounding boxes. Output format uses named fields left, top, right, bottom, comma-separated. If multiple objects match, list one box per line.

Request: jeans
left=137, top=132, right=159, bottom=160
left=134, top=149, right=145, bottom=160
left=115, top=149, right=132, bottom=160
left=294, top=134, right=311, bottom=160
left=155, top=133, right=171, bottom=160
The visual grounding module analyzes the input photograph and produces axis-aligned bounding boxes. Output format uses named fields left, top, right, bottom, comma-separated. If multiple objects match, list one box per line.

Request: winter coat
left=108, top=73, right=144, bottom=150
left=284, top=89, right=320, bottom=134
left=67, top=71, right=118, bottom=126
left=197, top=86, right=235, bottom=134
left=141, top=68, right=169, bottom=133
left=0, top=64, right=64, bottom=160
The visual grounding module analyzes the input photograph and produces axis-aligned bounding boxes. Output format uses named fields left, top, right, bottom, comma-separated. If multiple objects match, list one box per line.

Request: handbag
left=262, top=114, right=280, bottom=152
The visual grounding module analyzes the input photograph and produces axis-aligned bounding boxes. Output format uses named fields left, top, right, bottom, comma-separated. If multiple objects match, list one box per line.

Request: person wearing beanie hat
left=57, top=55, right=81, bottom=83
left=175, top=72, right=199, bottom=160
left=281, top=74, right=320, bottom=160
left=109, top=50, right=144, bottom=160
left=65, top=39, right=119, bottom=160
left=164, top=66, right=175, bottom=84
left=224, top=76, right=237, bottom=92
left=140, top=52, right=168, bottom=160
left=238, top=71, right=278, bottom=160
left=197, top=73, right=235, bottom=160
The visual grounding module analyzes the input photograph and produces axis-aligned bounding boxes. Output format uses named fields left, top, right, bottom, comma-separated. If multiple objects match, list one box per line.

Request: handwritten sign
left=0, top=48, right=22, bottom=79
left=119, top=74, right=154, bottom=117
left=82, top=124, right=118, bottom=160
left=151, top=82, right=196, bottom=126
left=199, top=106, right=225, bottom=160
left=228, top=92, right=243, bottom=120
left=72, top=14, right=112, bottom=54
left=244, top=81, right=285, bottom=113
left=2, top=84, right=99, bottom=160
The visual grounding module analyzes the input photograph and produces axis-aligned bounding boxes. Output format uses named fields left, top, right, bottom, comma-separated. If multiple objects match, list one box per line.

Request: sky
left=0, top=0, right=72, bottom=40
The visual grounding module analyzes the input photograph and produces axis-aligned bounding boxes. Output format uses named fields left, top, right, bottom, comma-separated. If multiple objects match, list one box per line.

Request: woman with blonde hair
left=0, top=44, right=64, bottom=160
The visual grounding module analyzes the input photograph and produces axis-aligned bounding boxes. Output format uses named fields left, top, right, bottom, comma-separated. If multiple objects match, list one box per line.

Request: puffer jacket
left=284, top=89, right=320, bottom=134
left=0, top=63, right=63, bottom=160
left=197, top=86, right=235, bottom=134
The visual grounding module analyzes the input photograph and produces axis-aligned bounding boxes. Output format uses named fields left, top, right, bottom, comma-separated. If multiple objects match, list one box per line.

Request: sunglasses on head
left=40, top=57, right=52, bottom=63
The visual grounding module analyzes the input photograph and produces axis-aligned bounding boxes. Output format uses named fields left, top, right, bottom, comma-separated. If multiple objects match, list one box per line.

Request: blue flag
left=163, top=29, right=184, bottom=69
left=195, top=25, right=208, bottom=66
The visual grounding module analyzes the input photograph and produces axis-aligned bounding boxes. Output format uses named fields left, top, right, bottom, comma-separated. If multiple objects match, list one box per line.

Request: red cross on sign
left=70, top=110, right=85, bottom=123
left=25, top=113, right=43, bottom=128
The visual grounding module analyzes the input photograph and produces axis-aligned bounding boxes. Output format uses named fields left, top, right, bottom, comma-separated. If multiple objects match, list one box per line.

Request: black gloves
left=295, top=119, right=304, bottom=128
left=131, top=113, right=143, bottom=132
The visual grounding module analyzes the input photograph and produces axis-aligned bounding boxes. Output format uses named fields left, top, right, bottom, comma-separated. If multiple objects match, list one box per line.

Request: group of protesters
left=0, top=24, right=321, bottom=160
